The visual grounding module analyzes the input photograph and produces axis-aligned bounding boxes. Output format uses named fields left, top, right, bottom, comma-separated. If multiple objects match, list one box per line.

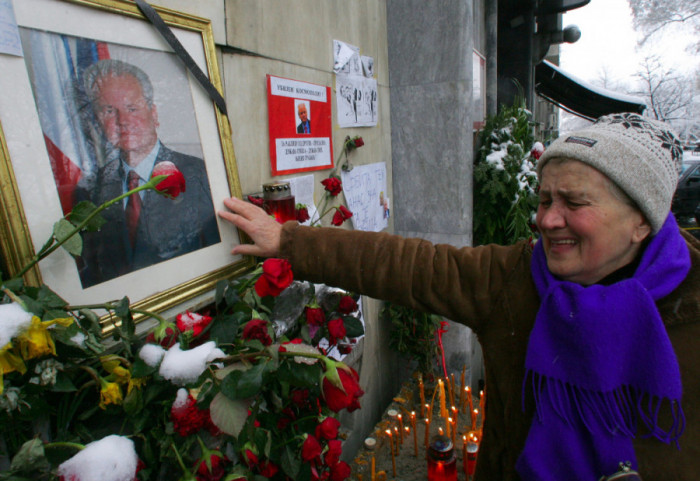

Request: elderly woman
left=219, top=113, right=699, bottom=480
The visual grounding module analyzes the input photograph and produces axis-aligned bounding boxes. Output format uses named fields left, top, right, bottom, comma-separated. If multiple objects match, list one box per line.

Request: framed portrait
left=0, top=0, right=253, bottom=330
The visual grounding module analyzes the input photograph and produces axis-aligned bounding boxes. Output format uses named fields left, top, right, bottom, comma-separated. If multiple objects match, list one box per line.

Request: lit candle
left=466, top=434, right=479, bottom=478
left=385, top=430, right=396, bottom=478
left=479, top=389, right=486, bottom=428
left=467, top=386, right=474, bottom=414
left=394, top=426, right=401, bottom=453
left=462, top=386, right=469, bottom=412
left=447, top=416, right=453, bottom=441
left=438, top=379, right=448, bottom=421
left=425, top=403, right=432, bottom=421
left=462, top=435, right=468, bottom=479
left=419, top=376, right=426, bottom=417
left=397, top=414, right=404, bottom=443
left=424, top=418, right=431, bottom=450
left=471, top=408, right=478, bottom=431
left=410, top=412, right=418, bottom=457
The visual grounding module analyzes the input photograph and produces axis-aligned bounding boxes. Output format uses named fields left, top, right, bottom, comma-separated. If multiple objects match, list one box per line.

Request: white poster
left=334, top=39, right=378, bottom=128
left=340, top=162, right=389, bottom=232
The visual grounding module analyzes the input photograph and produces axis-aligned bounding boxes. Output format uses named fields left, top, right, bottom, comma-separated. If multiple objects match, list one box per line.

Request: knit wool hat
left=538, top=113, right=683, bottom=233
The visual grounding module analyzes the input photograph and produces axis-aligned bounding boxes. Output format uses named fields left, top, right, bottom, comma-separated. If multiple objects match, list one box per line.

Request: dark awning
left=535, top=60, right=646, bottom=120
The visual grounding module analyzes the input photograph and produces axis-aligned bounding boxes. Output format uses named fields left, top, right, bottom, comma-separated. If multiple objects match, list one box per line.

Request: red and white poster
left=267, top=75, right=333, bottom=175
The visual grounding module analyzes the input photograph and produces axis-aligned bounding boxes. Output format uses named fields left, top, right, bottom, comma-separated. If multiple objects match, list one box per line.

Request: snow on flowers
left=1, top=258, right=364, bottom=481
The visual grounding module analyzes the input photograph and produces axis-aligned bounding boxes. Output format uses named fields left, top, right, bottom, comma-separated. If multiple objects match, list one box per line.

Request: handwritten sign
left=341, top=162, right=389, bottom=232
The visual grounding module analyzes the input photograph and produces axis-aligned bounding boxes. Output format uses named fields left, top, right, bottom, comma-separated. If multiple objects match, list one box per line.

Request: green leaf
left=37, top=285, right=68, bottom=309
left=280, top=444, right=301, bottom=479
left=209, top=392, right=249, bottom=436
left=79, top=308, right=103, bottom=337
left=221, top=362, right=266, bottom=399
left=53, top=218, right=83, bottom=256
left=10, top=439, right=49, bottom=472
left=131, top=357, right=156, bottom=378
left=51, top=372, right=77, bottom=392
left=209, top=312, right=245, bottom=344
left=277, top=361, right=322, bottom=387
left=69, top=200, right=106, bottom=231
left=342, top=315, right=364, bottom=337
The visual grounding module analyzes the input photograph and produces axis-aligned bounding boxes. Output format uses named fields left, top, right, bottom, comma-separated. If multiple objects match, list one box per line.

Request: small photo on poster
left=295, top=100, right=311, bottom=134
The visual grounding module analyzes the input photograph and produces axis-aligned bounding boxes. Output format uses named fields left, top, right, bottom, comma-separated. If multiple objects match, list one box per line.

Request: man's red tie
left=125, top=170, right=142, bottom=248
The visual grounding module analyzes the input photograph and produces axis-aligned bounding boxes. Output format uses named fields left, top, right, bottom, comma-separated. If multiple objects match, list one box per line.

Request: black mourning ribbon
left=134, top=0, right=228, bottom=117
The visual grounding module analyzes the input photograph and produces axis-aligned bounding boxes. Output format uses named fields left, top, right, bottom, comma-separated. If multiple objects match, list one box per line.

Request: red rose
left=353, top=137, right=364, bottom=148
left=296, top=205, right=310, bottom=223
left=331, top=210, right=344, bottom=226
left=145, top=326, right=179, bottom=348
left=321, top=177, right=342, bottom=196
left=151, top=161, right=186, bottom=198
left=258, top=460, right=279, bottom=478
left=255, top=258, right=293, bottom=297
left=322, top=366, right=363, bottom=413
left=242, top=319, right=272, bottom=346
left=247, top=194, right=265, bottom=207
left=331, top=206, right=352, bottom=226
left=171, top=394, right=210, bottom=437
left=278, top=338, right=303, bottom=352
left=242, top=449, right=258, bottom=468
left=329, top=460, right=351, bottom=481
left=338, top=296, right=358, bottom=314
left=305, top=307, right=326, bottom=326
left=324, top=439, right=342, bottom=467
left=338, top=205, right=352, bottom=220
left=315, top=417, right=341, bottom=441
left=302, top=435, right=323, bottom=462
left=195, top=454, right=227, bottom=481
left=176, top=311, right=213, bottom=337
left=327, top=318, right=346, bottom=345
left=291, top=388, right=310, bottom=407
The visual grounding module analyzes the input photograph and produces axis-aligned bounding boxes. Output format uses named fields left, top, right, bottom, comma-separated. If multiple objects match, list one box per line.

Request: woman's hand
left=218, top=197, right=283, bottom=258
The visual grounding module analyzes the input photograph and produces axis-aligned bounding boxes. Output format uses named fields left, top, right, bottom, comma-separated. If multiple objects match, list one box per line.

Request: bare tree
left=627, top=0, right=700, bottom=51
left=631, top=56, right=699, bottom=144
left=633, top=55, right=693, bottom=121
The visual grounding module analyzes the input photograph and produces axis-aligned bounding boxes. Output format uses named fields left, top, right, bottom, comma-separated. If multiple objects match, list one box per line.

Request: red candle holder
left=262, top=181, right=296, bottom=223
left=427, top=433, right=457, bottom=481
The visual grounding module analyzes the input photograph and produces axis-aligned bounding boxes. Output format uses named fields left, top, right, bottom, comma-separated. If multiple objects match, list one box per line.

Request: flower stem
left=13, top=177, right=165, bottom=280
left=44, top=441, right=85, bottom=451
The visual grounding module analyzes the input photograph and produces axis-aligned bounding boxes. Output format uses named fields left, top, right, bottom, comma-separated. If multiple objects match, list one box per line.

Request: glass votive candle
left=262, top=181, right=296, bottom=223
left=427, top=433, right=457, bottom=481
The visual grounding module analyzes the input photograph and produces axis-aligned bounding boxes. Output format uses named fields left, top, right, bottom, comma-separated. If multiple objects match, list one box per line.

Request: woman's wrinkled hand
left=218, top=197, right=284, bottom=258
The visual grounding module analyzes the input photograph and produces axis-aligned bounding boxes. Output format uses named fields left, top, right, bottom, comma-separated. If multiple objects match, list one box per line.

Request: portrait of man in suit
left=296, top=101, right=311, bottom=134
left=75, top=59, right=220, bottom=288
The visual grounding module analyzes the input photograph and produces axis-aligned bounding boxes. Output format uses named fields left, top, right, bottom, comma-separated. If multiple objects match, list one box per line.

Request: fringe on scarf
left=522, top=370, right=685, bottom=447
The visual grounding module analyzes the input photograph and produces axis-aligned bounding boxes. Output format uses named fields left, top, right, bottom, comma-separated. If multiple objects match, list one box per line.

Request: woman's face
left=536, top=159, right=651, bottom=285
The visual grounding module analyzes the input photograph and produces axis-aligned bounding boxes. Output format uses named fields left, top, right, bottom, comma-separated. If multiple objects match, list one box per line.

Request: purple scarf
left=516, top=214, right=690, bottom=480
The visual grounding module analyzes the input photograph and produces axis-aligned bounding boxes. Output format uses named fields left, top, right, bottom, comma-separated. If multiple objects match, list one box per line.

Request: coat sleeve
left=279, top=222, right=531, bottom=332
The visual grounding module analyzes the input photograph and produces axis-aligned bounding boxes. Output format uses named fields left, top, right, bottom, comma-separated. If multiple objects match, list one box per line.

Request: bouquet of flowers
left=0, top=166, right=364, bottom=480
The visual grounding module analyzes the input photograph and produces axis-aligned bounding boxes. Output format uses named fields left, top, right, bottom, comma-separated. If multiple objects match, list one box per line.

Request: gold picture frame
left=0, top=0, right=253, bottom=331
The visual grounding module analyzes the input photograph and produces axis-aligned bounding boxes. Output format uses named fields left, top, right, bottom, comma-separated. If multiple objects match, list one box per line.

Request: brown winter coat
left=280, top=222, right=700, bottom=481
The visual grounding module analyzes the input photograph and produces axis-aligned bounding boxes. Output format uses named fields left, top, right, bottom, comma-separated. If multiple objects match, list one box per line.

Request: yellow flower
left=99, top=380, right=123, bottom=409
left=15, top=316, right=73, bottom=361
left=100, top=355, right=131, bottom=385
left=0, top=343, right=27, bottom=396
left=127, top=377, right=147, bottom=395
